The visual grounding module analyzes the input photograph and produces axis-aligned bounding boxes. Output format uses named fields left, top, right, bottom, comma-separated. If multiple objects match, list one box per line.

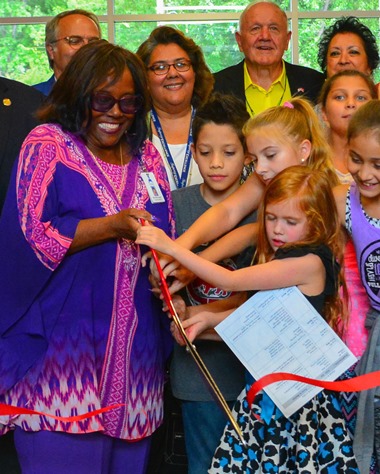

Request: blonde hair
left=243, top=97, right=339, bottom=186
left=255, top=165, right=346, bottom=332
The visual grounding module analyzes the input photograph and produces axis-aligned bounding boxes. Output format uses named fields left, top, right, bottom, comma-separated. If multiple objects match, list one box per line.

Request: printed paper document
left=215, top=286, right=357, bottom=417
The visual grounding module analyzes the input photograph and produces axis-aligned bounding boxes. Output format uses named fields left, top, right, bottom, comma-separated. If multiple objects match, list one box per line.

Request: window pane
left=115, top=1, right=257, bottom=15
left=115, top=22, right=160, bottom=52
left=297, top=18, right=328, bottom=72
left=0, top=22, right=108, bottom=85
left=298, top=0, right=378, bottom=11
left=0, top=0, right=107, bottom=17
left=0, top=24, right=49, bottom=84
left=160, top=0, right=290, bottom=13
left=115, top=0, right=157, bottom=15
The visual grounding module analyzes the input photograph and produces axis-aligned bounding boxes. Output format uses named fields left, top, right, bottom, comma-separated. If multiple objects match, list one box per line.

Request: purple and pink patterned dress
left=0, top=124, right=175, bottom=441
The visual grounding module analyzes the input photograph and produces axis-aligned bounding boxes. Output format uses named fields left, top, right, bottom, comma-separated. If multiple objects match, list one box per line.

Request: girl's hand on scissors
left=170, top=304, right=220, bottom=345
left=180, top=313, right=212, bottom=343
left=136, top=223, right=173, bottom=255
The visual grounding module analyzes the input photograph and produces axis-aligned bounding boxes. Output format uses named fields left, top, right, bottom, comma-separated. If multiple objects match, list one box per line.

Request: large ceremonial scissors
left=141, top=220, right=246, bottom=447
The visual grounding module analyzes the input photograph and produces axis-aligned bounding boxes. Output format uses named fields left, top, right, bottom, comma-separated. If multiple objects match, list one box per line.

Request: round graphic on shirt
left=186, top=258, right=237, bottom=305
left=360, top=240, right=380, bottom=305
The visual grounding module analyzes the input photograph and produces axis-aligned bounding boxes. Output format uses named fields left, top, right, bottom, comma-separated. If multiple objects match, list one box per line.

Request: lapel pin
left=3, top=98, right=11, bottom=106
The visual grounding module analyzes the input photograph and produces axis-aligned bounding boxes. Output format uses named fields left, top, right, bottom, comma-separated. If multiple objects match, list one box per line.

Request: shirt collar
left=244, top=60, right=287, bottom=93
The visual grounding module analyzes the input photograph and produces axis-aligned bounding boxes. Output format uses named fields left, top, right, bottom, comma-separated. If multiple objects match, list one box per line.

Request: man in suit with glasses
left=33, top=9, right=101, bottom=95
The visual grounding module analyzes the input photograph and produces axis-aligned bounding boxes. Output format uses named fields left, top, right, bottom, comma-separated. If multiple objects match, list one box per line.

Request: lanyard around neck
left=151, top=107, right=195, bottom=189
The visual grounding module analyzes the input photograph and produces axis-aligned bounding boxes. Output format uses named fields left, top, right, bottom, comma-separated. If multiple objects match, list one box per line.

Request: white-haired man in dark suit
left=214, top=1, right=324, bottom=115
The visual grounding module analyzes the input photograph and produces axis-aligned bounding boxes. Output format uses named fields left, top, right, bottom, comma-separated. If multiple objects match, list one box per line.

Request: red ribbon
left=247, top=370, right=380, bottom=407
left=0, top=403, right=124, bottom=422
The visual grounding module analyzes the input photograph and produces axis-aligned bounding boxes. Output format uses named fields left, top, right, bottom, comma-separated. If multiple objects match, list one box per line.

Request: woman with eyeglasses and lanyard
left=137, top=26, right=214, bottom=190
left=0, top=40, right=175, bottom=474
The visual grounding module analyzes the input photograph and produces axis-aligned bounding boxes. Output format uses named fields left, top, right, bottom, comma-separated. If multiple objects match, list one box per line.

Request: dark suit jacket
left=0, top=78, right=44, bottom=214
left=33, top=74, right=56, bottom=96
left=214, top=60, right=324, bottom=105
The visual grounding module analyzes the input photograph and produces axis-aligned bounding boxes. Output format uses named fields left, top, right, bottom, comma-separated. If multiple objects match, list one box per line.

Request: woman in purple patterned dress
left=0, top=40, right=175, bottom=473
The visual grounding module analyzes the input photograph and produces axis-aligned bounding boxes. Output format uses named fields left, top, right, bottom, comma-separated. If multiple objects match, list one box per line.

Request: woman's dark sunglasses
left=91, top=91, right=143, bottom=114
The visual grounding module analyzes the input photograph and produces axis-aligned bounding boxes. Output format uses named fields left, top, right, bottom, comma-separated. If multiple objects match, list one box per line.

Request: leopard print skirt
left=209, top=385, right=359, bottom=473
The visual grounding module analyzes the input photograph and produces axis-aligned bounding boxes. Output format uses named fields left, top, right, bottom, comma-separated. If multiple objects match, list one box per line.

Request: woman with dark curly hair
left=137, top=26, right=214, bottom=190
left=318, top=16, right=379, bottom=79
left=0, top=40, right=175, bottom=473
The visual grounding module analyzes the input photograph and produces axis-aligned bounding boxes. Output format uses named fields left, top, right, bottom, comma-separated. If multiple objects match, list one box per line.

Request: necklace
left=88, top=142, right=127, bottom=204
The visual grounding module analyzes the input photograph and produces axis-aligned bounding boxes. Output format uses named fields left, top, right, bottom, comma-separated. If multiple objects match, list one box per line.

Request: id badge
left=141, top=172, right=165, bottom=203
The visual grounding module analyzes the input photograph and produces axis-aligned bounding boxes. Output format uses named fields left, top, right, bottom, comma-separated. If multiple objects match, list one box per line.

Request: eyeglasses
left=51, top=35, right=100, bottom=50
left=148, top=60, right=192, bottom=76
left=91, top=91, right=143, bottom=114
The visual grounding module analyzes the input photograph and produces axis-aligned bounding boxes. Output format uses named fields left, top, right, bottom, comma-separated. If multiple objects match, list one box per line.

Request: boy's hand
left=165, top=264, right=195, bottom=294
left=168, top=295, right=188, bottom=345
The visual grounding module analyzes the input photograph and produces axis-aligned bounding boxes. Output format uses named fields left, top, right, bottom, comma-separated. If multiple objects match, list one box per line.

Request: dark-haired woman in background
left=318, top=16, right=379, bottom=89
left=137, top=26, right=214, bottom=190
left=0, top=40, right=175, bottom=474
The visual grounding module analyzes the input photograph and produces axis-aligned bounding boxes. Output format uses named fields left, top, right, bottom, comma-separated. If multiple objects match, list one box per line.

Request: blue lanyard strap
left=151, top=107, right=195, bottom=189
